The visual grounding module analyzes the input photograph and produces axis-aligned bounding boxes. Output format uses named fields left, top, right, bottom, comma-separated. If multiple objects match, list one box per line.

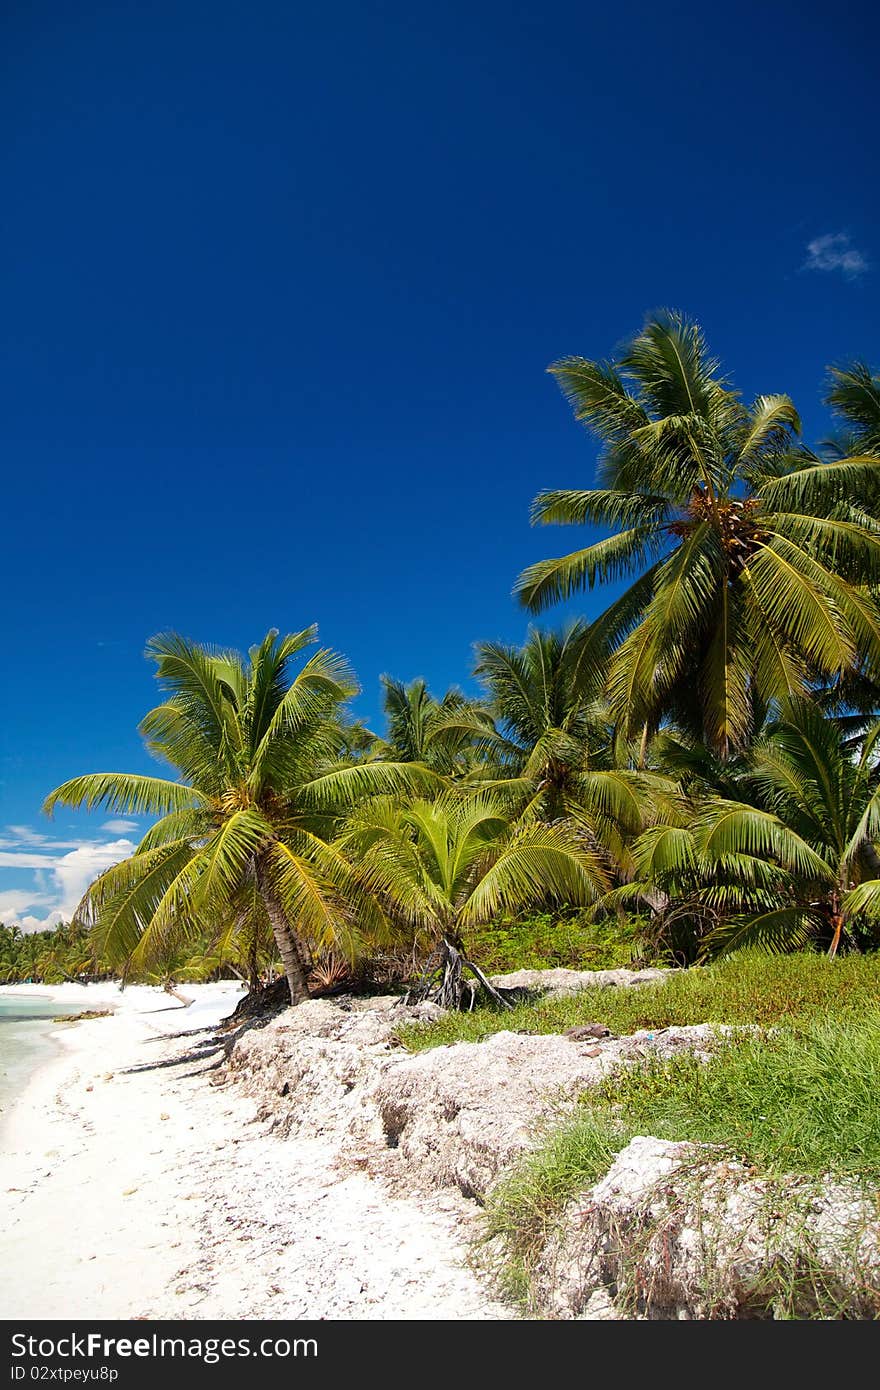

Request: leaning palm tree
left=614, top=698, right=880, bottom=957
left=516, top=312, right=880, bottom=758
left=43, top=629, right=433, bottom=1005
left=338, top=789, right=609, bottom=1008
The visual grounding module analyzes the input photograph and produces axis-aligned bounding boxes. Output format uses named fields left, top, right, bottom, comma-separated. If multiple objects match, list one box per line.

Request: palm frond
left=43, top=773, right=205, bottom=818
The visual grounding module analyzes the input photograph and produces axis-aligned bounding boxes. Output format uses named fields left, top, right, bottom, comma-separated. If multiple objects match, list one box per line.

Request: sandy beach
left=0, top=983, right=506, bottom=1320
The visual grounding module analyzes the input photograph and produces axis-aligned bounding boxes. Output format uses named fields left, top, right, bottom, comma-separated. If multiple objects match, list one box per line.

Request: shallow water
left=0, top=995, right=89, bottom=1130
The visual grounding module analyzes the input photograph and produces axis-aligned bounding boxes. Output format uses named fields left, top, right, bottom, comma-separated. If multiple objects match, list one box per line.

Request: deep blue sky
left=1, top=0, right=877, bottom=927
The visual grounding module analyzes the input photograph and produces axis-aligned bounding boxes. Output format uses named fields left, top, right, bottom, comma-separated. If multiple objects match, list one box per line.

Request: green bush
left=468, top=910, right=646, bottom=975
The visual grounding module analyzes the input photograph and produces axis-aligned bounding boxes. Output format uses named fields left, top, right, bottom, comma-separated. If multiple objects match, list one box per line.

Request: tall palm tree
left=516, top=313, right=880, bottom=758
left=338, top=789, right=608, bottom=1007
left=43, top=629, right=432, bottom=1005
left=616, top=698, right=880, bottom=957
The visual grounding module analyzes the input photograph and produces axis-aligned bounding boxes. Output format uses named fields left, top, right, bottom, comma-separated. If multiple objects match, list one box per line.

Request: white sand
left=0, top=983, right=508, bottom=1320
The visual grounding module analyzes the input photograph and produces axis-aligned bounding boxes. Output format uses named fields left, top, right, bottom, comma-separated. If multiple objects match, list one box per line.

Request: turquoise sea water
left=0, top=995, right=88, bottom=1130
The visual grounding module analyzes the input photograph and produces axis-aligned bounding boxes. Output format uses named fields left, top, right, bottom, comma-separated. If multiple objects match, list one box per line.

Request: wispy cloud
left=804, top=232, right=869, bottom=278
left=101, top=818, right=140, bottom=834
left=0, top=826, right=84, bottom=852
left=0, top=826, right=136, bottom=932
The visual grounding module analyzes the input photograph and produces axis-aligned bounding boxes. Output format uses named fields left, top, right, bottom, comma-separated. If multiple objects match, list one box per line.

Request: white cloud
left=101, top=818, right=140, bottom=834
left=0, top=836, right=136, bottom=933
left=804, top=232, right=869, bottom=278
left=0, top=851, right=66, bottom=869
left=51, top=839, right=136, bottom=920
left=0, top=890, right=53, bottom=921
left=0, top=824, right=85, bottom=852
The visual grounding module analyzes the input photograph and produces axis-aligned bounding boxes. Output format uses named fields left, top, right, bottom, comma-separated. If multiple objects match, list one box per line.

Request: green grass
left=484, top=1013, right=880, bottom=1313
left=396, top=950, right=880, bottom=1052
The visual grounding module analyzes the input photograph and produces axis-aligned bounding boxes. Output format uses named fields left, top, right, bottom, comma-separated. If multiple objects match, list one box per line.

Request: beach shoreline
left=0, top=981, right=248, bottom=1319
left=0, top=981, right=507, bottom=1321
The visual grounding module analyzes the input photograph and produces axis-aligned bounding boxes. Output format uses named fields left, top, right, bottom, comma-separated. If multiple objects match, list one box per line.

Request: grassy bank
left=396, top=951, right=880, bottom=1052
left=484, top=1013, right=880, bottom=1312
left=440, top=952, right=880, bottom=1315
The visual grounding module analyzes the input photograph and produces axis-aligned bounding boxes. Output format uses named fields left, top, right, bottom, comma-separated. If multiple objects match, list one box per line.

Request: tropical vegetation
left=15, top=315, right=880, bottom=1003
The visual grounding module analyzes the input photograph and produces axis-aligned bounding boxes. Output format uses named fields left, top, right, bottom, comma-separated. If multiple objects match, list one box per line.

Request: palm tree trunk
left=438, top=934, right=512, bottom=1011
left=828, top=887, right=843, bottom=959
left=247, top=927, right=260, bottom=994
left=255, top=859, right=310, bottom=1006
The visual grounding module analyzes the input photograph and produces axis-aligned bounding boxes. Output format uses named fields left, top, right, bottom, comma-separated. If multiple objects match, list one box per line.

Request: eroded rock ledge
left=221, top=970, right=708, bottom=1198
left=532, top=1136, right=880, bottom=1320
left=218, top=973, right=880, bottom=1319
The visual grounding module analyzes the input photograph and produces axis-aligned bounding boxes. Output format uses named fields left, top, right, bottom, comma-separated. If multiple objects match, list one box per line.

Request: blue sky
left=1, top=0, right=877, bottom=929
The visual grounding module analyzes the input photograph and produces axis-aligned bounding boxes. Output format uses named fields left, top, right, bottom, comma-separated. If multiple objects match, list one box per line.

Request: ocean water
left=0, top=995, right=87, bottom=1130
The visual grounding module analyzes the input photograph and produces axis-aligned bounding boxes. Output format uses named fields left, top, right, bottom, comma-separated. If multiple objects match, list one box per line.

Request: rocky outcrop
left=222, top=991, right=717, bottom=1197
left=488, top=966, right=666, bottom=997
left=531, top=1137, right=880, bottom=1320
left=219, top=983, right=880, bottom=1318
left=370, top=1027, right=716, bottom=1198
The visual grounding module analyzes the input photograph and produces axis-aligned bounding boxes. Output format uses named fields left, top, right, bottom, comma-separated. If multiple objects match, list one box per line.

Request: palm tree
left=824, top=361, right=880, bottom=456
left=473, top=624, right=678, bottom=871
left=338, top=789, right=609, bottom=1007
left=616, top=698, right=880, bottom=957
left=43, top=629, right=432, bottom=1006
left=474, top=622, right=613, bottom=789
left=516, top=312, right=880, bottom=758
left=372, top=675, right=493, bottom=775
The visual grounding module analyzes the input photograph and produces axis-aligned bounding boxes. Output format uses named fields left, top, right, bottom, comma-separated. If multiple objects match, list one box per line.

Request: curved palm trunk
left=255, top=859, right=310, bottom=1006
left=827, top=884, right=845, bottom=959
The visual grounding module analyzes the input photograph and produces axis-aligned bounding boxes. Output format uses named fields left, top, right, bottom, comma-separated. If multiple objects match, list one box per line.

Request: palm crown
left=516, top=313, right=880, bottom=757
left=371, top=675, right=492, bottom=774
left=44, top=629, right=430, bottom=1003
left=338, top=788, right=607, bottom=1005
left=617, top=698, right=880, bottom=957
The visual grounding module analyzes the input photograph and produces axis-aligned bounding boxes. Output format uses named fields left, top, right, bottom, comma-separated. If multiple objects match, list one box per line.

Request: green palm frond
left=299, top=759, right=443, bottom=809
left=704, top=908, right=817, bottom=957
left=825, top=363, right=880, bottom=448
left=529, top=488, right=670, bottom=528
left=737, top=394, right=801, bottom=465
left=145, top=632, right=244, bottom=758
left=43, top=773, right=205, bottom=818
left=515, top=527, right=656, bottom=610
left=695, top=800, right=834, bottom=881
left=81, top=842, right=196, bottom=964
left=842, top=879, right=880, bottom=919
left=759, top=457, right=880, bottom=512
left=547, top=356, right=650, bottom=440
left=461, top=821, right=607, bottom=925
left=244, top=627, right=319, bottom=751
left=744, top=541, right=855, bottom=675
